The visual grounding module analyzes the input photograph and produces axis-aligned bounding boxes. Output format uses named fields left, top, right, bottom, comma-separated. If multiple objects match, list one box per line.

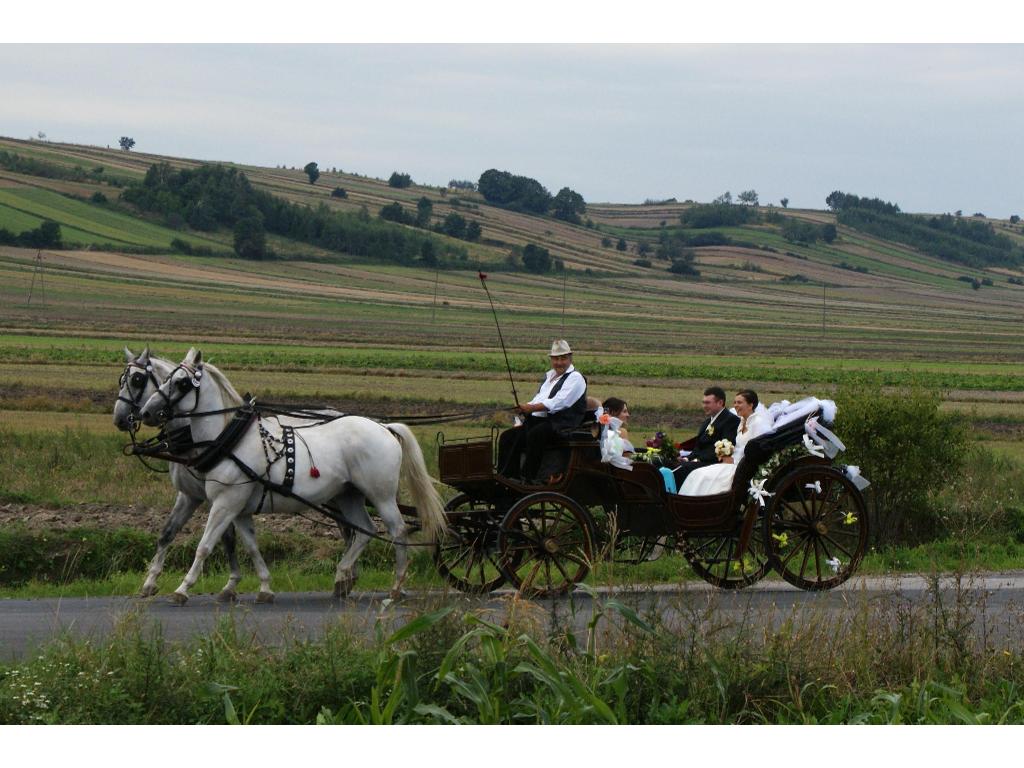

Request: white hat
left=549, top=339, right=573, bottom=356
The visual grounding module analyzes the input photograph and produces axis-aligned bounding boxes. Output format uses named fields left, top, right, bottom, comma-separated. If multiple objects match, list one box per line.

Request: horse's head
left=140, top=347, right=205, bottom=427
left=113, top=346, right=166, bottom=431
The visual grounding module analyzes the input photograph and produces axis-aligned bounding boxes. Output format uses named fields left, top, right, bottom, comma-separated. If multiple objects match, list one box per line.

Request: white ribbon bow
left=826, top=556, right=842, bottom=573
left=749, top=478, right=775, bottom=508
left=804, top=481, right=822, bottom=495
left=803, top=433, right=826, bottom=457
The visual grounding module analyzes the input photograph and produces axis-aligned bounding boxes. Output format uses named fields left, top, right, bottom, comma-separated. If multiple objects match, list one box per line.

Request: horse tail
left=386, top=423, right=447, bottom=542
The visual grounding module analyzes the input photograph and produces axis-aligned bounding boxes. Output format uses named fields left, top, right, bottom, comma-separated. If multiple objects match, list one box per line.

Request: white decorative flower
left=803, top=434, right=825, bottom=457
left=826, top=556, right=842, bottom=573
left=748, top=478, right=774, bottom=508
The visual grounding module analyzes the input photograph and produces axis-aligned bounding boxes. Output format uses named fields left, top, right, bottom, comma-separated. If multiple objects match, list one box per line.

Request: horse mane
left=149, top=356, right=175, bottom=376
left=202, top=362, right=245, bottom=408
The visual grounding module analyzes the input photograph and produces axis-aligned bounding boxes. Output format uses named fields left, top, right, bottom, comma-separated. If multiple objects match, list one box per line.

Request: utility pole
left=430, top=266, right=440, bottom=326
left=26, top=250, right=46, bottom=307
left=821, top=281, right=826, bottom=341
left=561, top=270, right=567, bottom=336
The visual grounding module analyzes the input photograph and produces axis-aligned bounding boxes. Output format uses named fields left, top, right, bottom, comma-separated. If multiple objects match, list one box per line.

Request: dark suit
left=672, top=409, right=740, bottom=485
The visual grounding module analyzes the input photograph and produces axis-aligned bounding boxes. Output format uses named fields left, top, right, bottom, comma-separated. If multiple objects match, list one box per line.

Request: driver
left=497, top=339, right=588, bottom=483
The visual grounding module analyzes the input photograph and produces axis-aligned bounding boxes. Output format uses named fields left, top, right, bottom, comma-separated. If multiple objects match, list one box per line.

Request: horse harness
left=126, top=393, right=428, bottom=545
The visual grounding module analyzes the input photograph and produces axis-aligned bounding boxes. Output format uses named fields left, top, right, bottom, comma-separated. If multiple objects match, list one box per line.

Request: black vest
left=543, top=370, right=588, bottom=435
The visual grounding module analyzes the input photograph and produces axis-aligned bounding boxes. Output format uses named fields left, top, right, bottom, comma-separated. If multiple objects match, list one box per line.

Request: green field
left=0, top=187, right=229, bottom=249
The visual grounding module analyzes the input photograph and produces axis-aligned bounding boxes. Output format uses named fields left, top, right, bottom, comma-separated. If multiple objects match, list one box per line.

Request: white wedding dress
left=679, top=408, right=771, bottom=496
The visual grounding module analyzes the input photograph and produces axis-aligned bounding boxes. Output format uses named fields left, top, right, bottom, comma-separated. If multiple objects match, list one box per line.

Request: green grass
left=5, top=335, right=1024, bottom=392
left=2, top=577, right=1024, bottom=724
left=2, top=526, right=1020, bottom=599
left=0, top=187, right=228, bottom=248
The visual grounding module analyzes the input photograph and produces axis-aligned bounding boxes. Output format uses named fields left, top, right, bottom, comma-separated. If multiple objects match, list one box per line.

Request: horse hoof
left=389, top=589, right=408, bottom=601
left=216, top=589, right=238, bottom=603
left=333, top=579, right=354, bottom=599
left=168, top=592, right=189, bottom=606
left=256, top=591, right=275, bottom=605
left=138, top=584, right=159, bottom=598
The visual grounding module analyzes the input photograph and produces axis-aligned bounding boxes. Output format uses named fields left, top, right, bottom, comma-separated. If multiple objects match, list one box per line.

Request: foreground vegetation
left=2, top=579, right=1023, bottom=724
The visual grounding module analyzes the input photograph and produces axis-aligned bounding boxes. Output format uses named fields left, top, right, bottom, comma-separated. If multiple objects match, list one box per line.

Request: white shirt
left=528, top=365, right=586, bottom=417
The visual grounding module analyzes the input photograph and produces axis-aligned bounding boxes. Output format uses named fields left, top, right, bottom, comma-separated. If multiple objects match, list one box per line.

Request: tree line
left=828, top=190, right=1022, bottom=269
left=122, top=163, right=468, bottom=264
left=477, top=169, right=587, bottom=224
left=0, top=220, right=62, bottom=249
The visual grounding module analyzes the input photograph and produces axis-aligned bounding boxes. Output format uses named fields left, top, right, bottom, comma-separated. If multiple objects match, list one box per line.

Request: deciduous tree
left=551, top=187, right=586, bottom=224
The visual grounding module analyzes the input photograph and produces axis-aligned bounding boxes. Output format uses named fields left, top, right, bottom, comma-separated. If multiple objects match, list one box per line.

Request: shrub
left=379, top=202, right=413, bottom=225
left=90, top=191, right=108, bottom=204
left=633, top=259, right=652, bottom=268
left=522, top=243, right=551, bottom=273
left=781, top=217, right=820, bottom=244
left=668, top=258, right=699, bottom=276
left=679, top=203, right=756, bottom=228
left=388, top=172, right=412, bottom=189
left=836, top=383, right=968, bottom=547
left=330, top=187, right=347, bottom=198
left=169, top=238, right=192, bottom=254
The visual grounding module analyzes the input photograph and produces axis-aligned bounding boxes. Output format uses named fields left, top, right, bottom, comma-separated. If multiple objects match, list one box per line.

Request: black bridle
left=117, top=361, right=164, bottom=428
left=147, top=361, right=205, bottom=424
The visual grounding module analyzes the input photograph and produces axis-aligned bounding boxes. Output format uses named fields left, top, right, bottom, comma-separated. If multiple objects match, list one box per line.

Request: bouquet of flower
left=714, top=439, right=734, bottom=459
left=635, top=431, right=679, bottom=466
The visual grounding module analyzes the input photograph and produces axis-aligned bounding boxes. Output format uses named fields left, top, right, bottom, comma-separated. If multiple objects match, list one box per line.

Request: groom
left=671, top=386, right=740, bottom=486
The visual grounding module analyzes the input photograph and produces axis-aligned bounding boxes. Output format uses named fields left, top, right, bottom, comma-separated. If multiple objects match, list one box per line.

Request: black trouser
left=497, top=416, right=558, bottom=480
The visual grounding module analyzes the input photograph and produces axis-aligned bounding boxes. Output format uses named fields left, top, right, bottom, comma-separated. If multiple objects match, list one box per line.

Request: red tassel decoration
left=310, top=467, right=320, bottom=478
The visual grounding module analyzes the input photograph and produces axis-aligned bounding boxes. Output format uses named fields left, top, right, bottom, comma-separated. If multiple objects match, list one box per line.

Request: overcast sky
left=2, top=44, right=1023, bottom=216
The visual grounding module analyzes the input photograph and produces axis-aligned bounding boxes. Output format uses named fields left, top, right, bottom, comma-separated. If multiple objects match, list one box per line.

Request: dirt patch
left=0, top=502, right=344, bottom=538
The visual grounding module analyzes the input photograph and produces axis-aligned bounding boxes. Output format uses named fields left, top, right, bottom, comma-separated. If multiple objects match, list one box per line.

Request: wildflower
left=771, top=532, right=789, bottom=548
left=843, top=512, right=858, bottom=525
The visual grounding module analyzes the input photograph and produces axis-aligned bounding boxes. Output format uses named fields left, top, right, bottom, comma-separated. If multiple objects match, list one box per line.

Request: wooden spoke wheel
left=612, top=533, right=672, bottom=564
left=497, top=492, right=596, bottom=598
left=681, top=513, right=771, bottom=590
left=434, top=494, right=508, bottom=594
left=764, top=466, right=869, bottom=591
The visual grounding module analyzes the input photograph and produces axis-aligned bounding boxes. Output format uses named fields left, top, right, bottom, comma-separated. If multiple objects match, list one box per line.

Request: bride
left=679, top=389, right=769, bottom=496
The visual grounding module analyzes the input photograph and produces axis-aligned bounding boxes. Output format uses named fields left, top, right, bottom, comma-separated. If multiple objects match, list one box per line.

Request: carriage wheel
left=434, top=494, right=508, bottom=594
left=764, top=466, right=868, bottom=591
left=681, top=513, right=771, bottom=590
left=497, top=492, right=596, bottom=598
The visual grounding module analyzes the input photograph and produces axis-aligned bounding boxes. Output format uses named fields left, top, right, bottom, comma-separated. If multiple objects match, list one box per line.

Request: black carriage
left=433, top=409, right=869, bottom=597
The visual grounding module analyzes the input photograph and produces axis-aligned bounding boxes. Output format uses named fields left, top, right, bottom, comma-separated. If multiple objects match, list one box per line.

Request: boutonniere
left=706, top=424, right=715, bottom=437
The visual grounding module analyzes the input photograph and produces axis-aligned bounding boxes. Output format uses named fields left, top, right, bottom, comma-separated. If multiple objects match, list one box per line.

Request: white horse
left=113, top=346, right=272, bottom=602
left=139, top=347, right=447, bottom=604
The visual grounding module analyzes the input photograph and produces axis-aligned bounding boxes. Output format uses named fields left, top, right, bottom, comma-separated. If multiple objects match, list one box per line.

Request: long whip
left=478, top=271, right=520, bottom=408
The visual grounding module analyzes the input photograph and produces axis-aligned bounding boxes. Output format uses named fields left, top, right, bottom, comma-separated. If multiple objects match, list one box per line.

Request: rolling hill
left=1, top=133, right=1022, bottom=367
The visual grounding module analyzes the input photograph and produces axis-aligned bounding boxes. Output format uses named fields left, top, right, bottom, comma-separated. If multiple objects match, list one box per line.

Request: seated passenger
left=496, top=339, right=588, bottom=483
left=601, top=397, right=634, bottom=455
left=671, top=386, right=740, bottom=488
left=678, top=389, right=769, bottom=496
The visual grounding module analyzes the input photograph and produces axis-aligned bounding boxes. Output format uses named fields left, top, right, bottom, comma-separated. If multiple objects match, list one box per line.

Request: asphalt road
left=3, top=573, right=1024, bottom=661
